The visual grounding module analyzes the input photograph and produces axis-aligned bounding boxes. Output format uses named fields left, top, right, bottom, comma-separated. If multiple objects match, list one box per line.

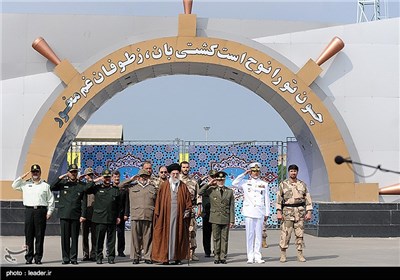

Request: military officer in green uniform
left=198, top=171, right=235, bottom=264
left=51, top=163, right=94, bottom=265
left=87, top=169, right=122, bottom=264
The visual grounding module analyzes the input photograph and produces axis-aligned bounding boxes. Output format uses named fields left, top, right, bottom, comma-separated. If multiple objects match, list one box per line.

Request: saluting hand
left=21, top=171, right=30, bottom=179
left=58, top=173, right=68, bottom=180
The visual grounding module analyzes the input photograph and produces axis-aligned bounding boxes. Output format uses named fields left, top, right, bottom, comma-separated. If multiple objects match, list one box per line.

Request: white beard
left=169, top=177, right=179, bottom=186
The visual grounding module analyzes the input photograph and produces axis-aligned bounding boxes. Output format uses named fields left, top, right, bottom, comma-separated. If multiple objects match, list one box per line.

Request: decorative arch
left=23, top=15, right=368, bottom=202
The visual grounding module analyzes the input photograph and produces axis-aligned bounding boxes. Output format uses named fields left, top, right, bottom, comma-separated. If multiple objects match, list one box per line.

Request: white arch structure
left=1, top=13, right=399, bottom=202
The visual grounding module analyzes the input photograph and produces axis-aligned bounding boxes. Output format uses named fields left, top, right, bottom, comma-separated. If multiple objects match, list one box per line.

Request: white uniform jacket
left=232, top=172, right=270, bottom=219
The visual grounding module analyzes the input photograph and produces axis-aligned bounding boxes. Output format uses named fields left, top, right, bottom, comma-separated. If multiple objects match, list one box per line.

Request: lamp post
left=203, top=126, right=210, bottom=143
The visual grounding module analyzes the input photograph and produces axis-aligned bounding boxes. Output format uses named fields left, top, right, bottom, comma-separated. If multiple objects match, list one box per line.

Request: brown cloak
left=151, top=180, right=192, bottom=263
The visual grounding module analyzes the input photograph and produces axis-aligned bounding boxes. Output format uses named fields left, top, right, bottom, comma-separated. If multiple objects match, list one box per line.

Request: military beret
left=31, top=164, right=41, bottom=172
left=167, top=163, right=181, bottom=173
left=102, top=169, right=112, bottom=177
left=68, top=164, right=79, bottom=171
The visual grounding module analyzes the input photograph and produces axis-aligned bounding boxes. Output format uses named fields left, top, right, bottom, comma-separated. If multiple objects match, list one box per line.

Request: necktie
left=220, top=187, right=223, bottom=196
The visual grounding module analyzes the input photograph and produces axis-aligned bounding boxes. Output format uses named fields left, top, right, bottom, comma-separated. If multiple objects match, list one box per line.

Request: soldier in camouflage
left=152, top=166, right=169, bottom=189
left=276, top=164, right=313, bottom=263
left=180, top=161, right=202, bottom=261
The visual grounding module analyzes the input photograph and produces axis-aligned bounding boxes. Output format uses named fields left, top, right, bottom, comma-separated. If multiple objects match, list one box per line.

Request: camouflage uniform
left=262, top=220, right=268, bottom=248
left=180, top=174, right=201, bottom=260
left=151, top=175, right=167, bottom=191
left=276, top=178, right=313, bottom=251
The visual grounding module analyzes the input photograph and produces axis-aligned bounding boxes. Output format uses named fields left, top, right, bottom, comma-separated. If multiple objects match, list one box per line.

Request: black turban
left=167, top=163, right=181, bottom=173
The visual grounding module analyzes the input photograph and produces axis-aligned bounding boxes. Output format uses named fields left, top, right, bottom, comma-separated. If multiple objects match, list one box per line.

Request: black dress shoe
left=162, top=262, right=169, bottom=265
left=82, top=256, right=90, bottom=261
left=96, top=259, right=103, bottom=264
left=144, top=259, right=153, bottom=264
left=90, top=257, right=96, bottom=262
left=108, top=260, right=115, bottom=264
left=71, top=261, right=78, bottom=265
left=118, top=253, right=126, bottom=257
left=214, top=260, right=220, bottom=264
left=220, top=260, right=227, bottom=264
left=62, top=261, right=70, bottom=265
left=205, top=254, right=211, bottom=258
left=174, top=260, right=182, bottom=265
left=132, top=259, right=139, bottom=264
left=35, top=260, right=42, bottom=265
left=26, top=260, right=32, bottom=264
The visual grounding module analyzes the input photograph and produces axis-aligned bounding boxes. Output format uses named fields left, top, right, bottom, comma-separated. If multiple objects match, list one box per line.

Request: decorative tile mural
left=78, top=142, right=317, bottom=228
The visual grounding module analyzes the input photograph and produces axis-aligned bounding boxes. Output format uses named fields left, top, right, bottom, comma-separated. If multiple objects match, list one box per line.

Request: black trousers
left=202, top=213, right=212, bottom=256
left=116, top=219, right=126, bottom=255
left=60, top=218, right=80, bottom=262
left=24, top=207, right=47, bottom=262
left=96, top=223, right=117, bottom=261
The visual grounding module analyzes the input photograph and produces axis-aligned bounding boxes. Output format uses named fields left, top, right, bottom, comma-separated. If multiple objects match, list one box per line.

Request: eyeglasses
left=159, top=171, right=168, bottom=174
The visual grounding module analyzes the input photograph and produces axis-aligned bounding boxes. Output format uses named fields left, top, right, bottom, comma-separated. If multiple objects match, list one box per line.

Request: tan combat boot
left=190, top=249, right=199, bottom=261
left=297, top=250, right=306, bottom=262
left=262, top=238, right=268, bottom=248
left=279, top=249, right=286, bottom=263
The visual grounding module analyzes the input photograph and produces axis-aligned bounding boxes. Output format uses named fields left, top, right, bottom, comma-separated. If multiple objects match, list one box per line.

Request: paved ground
left=1, top=229, right=399, bottom=277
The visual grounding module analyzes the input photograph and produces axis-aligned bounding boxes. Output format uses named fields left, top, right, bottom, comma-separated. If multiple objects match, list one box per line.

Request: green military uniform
left=86, top=169, right=121, bottom=264
left=199, top=171, right=235, bottom=264
left=51, top=164, right=94, bottom=264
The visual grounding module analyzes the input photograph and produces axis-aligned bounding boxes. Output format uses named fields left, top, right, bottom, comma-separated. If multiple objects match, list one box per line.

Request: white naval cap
left=248, top=162, right=261, bottom=170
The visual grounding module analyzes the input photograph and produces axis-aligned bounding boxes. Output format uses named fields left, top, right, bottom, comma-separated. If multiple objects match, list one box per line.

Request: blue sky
left=3, top=1, right=399, bottom=142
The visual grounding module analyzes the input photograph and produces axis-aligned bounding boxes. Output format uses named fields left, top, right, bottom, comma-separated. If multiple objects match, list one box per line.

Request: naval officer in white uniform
left=232, top=162, right=270, bottom=264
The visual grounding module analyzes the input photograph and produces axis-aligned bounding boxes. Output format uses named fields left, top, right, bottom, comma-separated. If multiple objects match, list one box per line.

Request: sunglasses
left=159, top=171, right=168, bottom=174
left=251, top=170, right=260, bottom=172
left=31, top=170, right=40, bottom=173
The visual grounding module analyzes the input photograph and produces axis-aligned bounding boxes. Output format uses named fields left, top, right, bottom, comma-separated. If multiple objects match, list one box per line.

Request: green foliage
left=278, top=164, right=287, bottom=183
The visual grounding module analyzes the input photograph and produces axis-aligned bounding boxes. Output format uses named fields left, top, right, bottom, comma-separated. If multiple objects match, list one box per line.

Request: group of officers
left=12, top=160, right=313, bottom=265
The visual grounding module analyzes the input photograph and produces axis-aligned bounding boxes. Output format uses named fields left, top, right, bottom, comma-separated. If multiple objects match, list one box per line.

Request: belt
left=282, top=202, right=305, bottom=208
left=25, top=206, right=47, bottom=209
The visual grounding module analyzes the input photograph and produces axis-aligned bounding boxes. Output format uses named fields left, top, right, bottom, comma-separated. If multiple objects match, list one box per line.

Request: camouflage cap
left=102, top=169, right=112, bottom=177
left=31, top=164, right=41, bottom=172
left=137, top=169, right=150, bottom=177
left=68, top=164, right=79, bottom=171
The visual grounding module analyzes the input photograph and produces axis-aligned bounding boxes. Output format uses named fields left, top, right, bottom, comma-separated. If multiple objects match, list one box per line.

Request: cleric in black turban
left=167, top=163, right=181, bottom=173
